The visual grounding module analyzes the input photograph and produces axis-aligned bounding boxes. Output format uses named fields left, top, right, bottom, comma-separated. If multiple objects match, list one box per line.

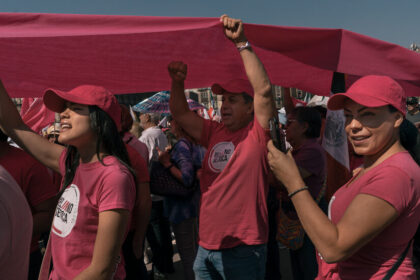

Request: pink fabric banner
left=0, top=12, right=419, bottom=98
left=20, top=97, right=55, bottom=134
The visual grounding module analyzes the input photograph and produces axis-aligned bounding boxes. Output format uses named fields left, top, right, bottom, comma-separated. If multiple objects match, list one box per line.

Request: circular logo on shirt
left=208, top=142, right=235, bottom=173
left=52, top=184, right=80, bottom=238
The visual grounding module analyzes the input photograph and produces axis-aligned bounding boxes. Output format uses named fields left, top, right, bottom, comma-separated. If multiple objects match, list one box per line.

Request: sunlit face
left=58, top=102, right=96, bottom=147
left=220, top=93, right=253, bottom=131
left=343, top=99, right=402, bottom=157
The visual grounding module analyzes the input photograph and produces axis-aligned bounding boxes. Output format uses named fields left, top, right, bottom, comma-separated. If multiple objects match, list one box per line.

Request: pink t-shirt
left=198, top=117, right=271, bottom=250
left=0, top=165, right=32, bottom=280
left=317, top=151, right=420, bottom=280
left=50, top=150, right=136, bottom=280
left=0, top=143, right=58, bottom=252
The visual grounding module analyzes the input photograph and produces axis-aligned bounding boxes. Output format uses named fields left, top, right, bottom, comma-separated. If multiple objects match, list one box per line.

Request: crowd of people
left=0, top=14, right=419, bottom=280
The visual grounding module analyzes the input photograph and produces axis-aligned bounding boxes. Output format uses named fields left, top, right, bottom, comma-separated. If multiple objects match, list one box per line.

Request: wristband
left=165, top=163, right=174, bottom=170
left=288, top=186, right=309, bottom=198
left=236, top=41, right=251, bottom=52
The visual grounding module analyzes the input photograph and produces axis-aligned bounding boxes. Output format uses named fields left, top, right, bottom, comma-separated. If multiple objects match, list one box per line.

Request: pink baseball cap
left=43, top=85, right=122, bottom=130
left=327, top=75, right=406, bottom=116
left=211, top=79, right=254, bottom=97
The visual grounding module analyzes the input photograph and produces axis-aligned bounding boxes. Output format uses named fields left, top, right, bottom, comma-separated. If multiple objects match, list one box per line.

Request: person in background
left=268, top=75, right=420, bottom=279
left=0, top=83, right=136, bottom=279
left=0, top=165, right=33, bottom=280
left=169, top=14, right=276, bottom=279
left=119, top=104, right=152, bottom=280
left=0, top=128, right=58, bottom=280
left=406, top=97, right=420, bottom=130
left=158, top=115, right=205, bottom=280
left=121, top=105, right=149, bottom=163
left=139, top=112, right=174, bottom=278
left=283, top=106, right=326, bottom=280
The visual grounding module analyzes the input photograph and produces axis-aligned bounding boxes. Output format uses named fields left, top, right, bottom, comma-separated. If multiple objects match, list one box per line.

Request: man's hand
left=168, top=61, right=187, bottom=82
left=220, top=14, right=247, bottom=44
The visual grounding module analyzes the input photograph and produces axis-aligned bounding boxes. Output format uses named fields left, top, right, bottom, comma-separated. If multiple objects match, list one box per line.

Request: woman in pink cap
left=0, top=82, right=136, bottom=279
left=267, top=75, right=420, bottom=279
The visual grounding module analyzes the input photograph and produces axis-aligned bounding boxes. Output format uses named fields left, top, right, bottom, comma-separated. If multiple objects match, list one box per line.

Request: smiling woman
left=0, top=82, right=136, bottom=280
left=267, top=75, right=420, bottom=279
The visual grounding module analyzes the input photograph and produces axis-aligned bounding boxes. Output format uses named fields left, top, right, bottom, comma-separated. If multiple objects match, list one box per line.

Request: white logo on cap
left=208, top=142, right=235, bottom=173
left=52, top=184, right=80, bottom=238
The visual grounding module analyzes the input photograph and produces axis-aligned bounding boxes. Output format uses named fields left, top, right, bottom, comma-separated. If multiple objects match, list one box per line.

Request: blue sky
left=1, top=0, right=418, bottom=48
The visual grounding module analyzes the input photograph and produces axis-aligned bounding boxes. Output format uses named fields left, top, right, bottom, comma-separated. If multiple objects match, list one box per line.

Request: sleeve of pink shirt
left=200, top=118, right=220, bottom=148
left=360, top=166, right=412, bottom=214
left=250, top=116, right=271, bottom=145
left=97, top=168, right=136, bottom=213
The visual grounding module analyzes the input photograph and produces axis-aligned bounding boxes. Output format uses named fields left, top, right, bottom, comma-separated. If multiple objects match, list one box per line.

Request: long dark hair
left=62, top=105, right=135, bottom=188
left=389, top=105, right=420, bottom=165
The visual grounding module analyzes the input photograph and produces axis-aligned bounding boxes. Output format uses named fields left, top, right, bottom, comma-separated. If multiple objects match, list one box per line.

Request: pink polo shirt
left=198, top=117, right=271, bottom=250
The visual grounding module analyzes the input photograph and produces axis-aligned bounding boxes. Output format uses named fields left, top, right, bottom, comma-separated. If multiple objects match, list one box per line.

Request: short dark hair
left=293, top=106, right=322, bottom=138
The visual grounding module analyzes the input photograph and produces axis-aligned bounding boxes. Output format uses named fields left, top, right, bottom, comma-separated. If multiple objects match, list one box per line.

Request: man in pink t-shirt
left=168, top=15, right=276, bottom=279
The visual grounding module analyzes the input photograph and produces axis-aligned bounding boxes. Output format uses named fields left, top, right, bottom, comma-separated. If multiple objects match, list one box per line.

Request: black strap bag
left=149, top=139, right=198, bottom=197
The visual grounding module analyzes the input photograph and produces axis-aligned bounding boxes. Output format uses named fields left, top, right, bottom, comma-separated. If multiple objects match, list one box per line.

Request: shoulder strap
left=382, top=239, right=413, bottom=280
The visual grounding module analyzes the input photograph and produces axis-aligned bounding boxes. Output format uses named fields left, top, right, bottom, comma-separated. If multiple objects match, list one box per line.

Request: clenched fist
left=168, top=61, right=187, bottom=82
left=220, top=14, right=247, bottom=44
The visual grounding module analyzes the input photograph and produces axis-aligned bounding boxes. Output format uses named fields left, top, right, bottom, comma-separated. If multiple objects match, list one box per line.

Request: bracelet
left=165, top=163, right=174, bottom=170
left=236, top=41, right=251, bottom=52
left=288, top=186, right=309, bottom=198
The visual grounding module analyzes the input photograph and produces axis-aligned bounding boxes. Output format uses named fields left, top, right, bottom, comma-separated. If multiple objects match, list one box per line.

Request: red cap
left=43, top=85, right=121, bottom=130
left=328, top=75, right=406, bottom=116
left=211, top=79, right=254, bottom=97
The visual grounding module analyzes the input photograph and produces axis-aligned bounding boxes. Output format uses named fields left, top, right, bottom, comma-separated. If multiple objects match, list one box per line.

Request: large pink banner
left=0, top=12, right=419, bottom=98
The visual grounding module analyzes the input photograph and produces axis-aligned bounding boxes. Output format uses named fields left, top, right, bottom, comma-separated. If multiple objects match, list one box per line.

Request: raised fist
left=168, top=61, right=187, bottom=82
left=220, top=14, right=247, bottom=44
